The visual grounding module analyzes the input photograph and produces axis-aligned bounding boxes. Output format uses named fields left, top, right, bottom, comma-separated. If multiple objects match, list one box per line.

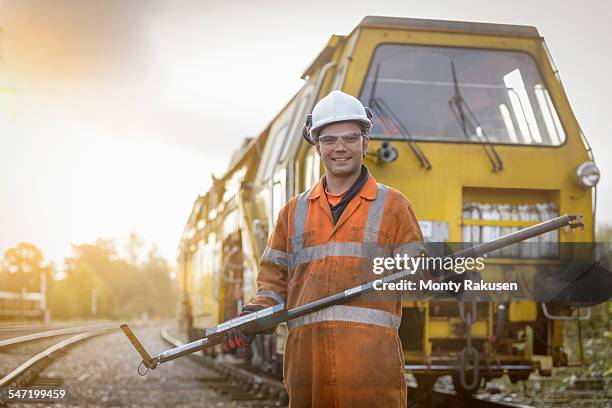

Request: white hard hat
left=302, top=90, right=373, bottom=145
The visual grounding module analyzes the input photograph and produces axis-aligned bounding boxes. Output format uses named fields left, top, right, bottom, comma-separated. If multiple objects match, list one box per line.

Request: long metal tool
left=121, top=214, right=583, bottom=370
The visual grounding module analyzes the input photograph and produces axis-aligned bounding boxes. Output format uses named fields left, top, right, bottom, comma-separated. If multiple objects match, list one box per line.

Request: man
left=224, top=90, right=424, bottom=407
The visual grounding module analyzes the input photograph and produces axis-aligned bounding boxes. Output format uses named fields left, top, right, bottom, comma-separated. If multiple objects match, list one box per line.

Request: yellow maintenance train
left=176, top=16, right=607, bottom=395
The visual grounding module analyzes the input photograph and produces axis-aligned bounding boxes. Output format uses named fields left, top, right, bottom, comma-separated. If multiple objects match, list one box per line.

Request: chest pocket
left=346, top=226, right=391, bottom=248
left=351, top=227, right=392, bottom=281
left=287, top=230, right=320, bottom=291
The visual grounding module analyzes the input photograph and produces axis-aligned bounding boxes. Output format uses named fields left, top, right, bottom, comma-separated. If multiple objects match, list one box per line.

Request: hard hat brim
left=311, top=116, right=373, bottom=136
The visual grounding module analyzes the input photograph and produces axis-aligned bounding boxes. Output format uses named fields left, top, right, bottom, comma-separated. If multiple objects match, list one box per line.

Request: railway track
left=160, top=328, right=555, bottom=408
left=0, top=321, right=148, bottom=406
left=0, top=321, right=88, bottom=331
left=403, top=381, right=537, bottom=408
left=0, top=322, right=118, bottom=347
left=0, top=320, right=113, bottom=333
left=426, top=376, right=611, bottom=407
left=0, top=330, right=110, bottom=389
left=160, top=327, right=288, bottom=407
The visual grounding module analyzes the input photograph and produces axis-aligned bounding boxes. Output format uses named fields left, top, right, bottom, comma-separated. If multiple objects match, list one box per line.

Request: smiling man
left=224, top=90, right=424, bottom=407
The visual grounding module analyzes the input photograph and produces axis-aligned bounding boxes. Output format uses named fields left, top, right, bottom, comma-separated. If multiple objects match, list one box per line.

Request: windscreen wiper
left=368, top=63, right=432, bottom=170
left=448, top=61, right=503, bottom=173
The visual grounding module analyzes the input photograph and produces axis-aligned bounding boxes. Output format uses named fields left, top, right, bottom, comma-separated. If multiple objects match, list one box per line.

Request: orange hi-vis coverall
left=246, top=174, right=424, bottom=408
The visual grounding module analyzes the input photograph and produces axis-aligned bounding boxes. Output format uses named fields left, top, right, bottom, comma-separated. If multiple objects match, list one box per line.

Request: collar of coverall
left=307, top=165, right=377, bottom=201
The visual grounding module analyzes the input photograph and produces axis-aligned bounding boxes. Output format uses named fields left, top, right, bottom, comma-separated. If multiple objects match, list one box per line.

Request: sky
left=0, top=0, right=610, bottom=269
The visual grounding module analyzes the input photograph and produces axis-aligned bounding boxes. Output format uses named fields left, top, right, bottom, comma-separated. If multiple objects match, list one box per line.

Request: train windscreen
left=359, top=44, right=566, bottom=146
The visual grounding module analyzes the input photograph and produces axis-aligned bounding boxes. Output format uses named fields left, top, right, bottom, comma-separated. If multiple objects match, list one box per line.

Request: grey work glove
left=222, top=304, right=267, bottom=352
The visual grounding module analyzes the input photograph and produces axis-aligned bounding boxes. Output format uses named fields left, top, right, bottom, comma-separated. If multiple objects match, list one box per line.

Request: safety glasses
left=317, top=131, right=363, bottom=147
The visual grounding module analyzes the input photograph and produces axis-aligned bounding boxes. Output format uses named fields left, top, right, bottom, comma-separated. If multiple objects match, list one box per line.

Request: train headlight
left=576, top=161, right=600, bottom=188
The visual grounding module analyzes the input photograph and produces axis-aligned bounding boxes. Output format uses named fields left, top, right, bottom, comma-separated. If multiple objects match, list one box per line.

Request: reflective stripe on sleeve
left=287, top=305, right=400, bottom=330
left=261, top=247, right=289, bottom=268
left=256, top=290, right=285, bottom=305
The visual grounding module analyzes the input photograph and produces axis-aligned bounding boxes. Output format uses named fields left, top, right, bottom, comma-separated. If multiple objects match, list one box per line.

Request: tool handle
left=122, top=214, right=582, bottom=370
left=120, top=324, right=157, bottom=369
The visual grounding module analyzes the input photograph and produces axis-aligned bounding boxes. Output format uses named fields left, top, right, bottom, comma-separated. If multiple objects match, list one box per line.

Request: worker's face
left=316, top=121, right=369, bottom=178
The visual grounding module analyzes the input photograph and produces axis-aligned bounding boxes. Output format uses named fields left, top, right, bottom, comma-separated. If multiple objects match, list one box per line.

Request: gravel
left=0, top=334, right=77, bottom=378
left=6, top=325, right=243, bottom=408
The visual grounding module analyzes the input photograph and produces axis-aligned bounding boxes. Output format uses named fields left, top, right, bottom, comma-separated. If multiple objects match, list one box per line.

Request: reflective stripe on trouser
left=287, top=305, right=401, bottom=330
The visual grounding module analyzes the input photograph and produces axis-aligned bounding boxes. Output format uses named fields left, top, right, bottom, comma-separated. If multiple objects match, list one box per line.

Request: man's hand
left=222, top=304, right=270, bottom=351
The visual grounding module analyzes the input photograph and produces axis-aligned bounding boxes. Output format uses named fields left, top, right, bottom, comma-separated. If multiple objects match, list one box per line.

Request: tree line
left=0, top=233, right=177, bottom=320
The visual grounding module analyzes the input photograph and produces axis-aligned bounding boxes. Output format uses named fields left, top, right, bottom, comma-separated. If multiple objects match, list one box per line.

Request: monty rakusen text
left=371, top=254, right=519, bottom=293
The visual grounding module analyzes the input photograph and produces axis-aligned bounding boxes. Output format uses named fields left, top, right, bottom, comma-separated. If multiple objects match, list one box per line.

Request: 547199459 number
left=0, top=387, right=68, bottom=402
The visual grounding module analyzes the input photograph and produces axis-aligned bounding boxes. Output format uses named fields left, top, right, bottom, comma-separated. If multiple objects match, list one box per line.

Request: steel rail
left=0, top=323, right=56, bottom=333
left=0, top=323, right=119, bottom=349
left=406, top=364, right=533, bottom=371
left=470, top=392, right=537, bottom=408
left=0, top=320, right=115, bottom=333
left=431, top=386, right=537, bottom=408
left=0, top=329, right=114, bottom=388
left=0, top=322, right=82, bottom=335
left=159, top=327, right=287, bottom=401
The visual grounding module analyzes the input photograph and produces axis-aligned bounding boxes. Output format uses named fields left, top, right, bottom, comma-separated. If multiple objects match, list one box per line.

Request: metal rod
left=156, top=338, right=210, bottom=364
left=405, top=364, right=533, bottom=371
left=122, top=214, right=582, bottom=370
left=451, top=214, right=582, bottom=259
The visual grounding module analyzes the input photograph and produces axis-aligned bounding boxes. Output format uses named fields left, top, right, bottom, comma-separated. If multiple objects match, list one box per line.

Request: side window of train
left=265, top=123, right=289, bottom=228
left=282, top=87, right=315, bottom=198
left=272, top=168, right=286, bottom=226
left=330, top=64, right=346, bottom=90
left=254, top=95, right=297, bottom=215
left=303, top=148, right=321, bottom=190
left=271, top=97, right=306, bottom=224
left=279, top=87, right=313, bottom=164
left=260, top=84, right=317, bottom=227
left=258, top=122, right=290, bottom=184
left=267, top=85, right=315, bottom=226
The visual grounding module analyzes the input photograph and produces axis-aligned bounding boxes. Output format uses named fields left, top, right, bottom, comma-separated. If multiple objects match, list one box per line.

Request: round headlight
left=576, top=161, right=600, bottom=188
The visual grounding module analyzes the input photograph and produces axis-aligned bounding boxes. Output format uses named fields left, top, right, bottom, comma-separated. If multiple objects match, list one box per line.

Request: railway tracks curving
left=0, top=330, right=109, bottom=389
left=0, top=321, right=141, bottom=400
left=0, top=329, right=601, bottom=407
left=0, top=322, right=118, bottom=348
